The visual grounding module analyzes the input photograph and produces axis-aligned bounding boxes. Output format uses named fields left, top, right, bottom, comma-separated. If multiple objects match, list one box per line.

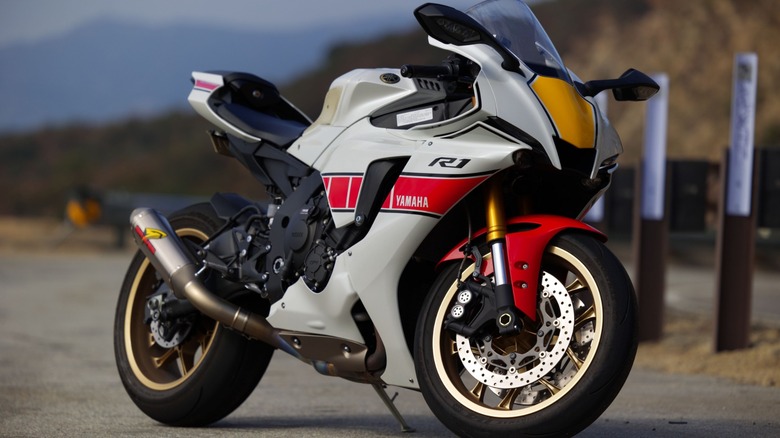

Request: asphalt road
left=1, top=251, right=778, bottom=437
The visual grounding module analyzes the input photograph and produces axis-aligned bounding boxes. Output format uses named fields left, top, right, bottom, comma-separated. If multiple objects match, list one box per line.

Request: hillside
left=538, top=0, right=780, bottom=162
left=1, top=0, right=779, bottom=217
left=0, top=113, right=269, bottom=216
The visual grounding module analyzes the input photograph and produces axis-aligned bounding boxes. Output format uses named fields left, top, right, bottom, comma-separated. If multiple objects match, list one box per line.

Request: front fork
left=485, top=179, right=522, bottom=335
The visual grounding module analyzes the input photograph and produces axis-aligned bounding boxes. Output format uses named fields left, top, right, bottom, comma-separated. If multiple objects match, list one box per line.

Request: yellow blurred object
left=66, top=198, right=102, bottom=228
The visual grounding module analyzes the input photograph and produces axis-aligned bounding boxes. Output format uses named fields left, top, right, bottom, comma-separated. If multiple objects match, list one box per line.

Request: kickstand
left=371, top=383, right=415, bottom=433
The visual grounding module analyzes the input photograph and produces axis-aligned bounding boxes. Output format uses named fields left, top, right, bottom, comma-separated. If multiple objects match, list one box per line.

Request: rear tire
left=114, top=203, right=274, bottom=426
left=414, top=233, right=637, bottom=437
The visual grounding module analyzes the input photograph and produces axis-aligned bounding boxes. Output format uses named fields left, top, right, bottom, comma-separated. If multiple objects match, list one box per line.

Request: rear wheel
left=114, top=203, right=274, bottom=426
left=415, top=233, right=637, bottom=437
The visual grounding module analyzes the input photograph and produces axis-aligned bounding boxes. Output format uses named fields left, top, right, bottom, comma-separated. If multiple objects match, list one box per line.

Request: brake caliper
left=144, top=289, right=196, bottom=348
left=444, top=246, right=502, bottom=337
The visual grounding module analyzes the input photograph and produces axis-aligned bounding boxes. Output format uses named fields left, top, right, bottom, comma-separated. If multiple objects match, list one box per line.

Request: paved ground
left=0, top=251, right=778, bottom=437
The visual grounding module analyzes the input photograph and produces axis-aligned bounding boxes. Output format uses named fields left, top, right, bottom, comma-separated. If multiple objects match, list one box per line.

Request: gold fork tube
left=485, top=179, right=507, bottom=243
left=484, top=178, right=518, bottom=332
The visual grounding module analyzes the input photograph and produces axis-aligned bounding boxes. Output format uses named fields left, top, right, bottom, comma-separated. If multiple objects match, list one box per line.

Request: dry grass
left=635, top=310, right=780, bottom=387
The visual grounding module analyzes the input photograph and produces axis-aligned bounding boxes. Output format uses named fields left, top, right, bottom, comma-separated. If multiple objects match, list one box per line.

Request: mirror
left=577, top=69, right=660, bottom=101
left=414, top=3, right=521, bottom=72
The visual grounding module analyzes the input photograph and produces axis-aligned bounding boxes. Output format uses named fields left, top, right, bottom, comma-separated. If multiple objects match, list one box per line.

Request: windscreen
left=467, top=0, right=570, bottom=82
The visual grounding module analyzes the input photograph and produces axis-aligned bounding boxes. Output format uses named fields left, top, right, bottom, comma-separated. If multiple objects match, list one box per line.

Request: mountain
left=0, top=14, right=418, bottom=133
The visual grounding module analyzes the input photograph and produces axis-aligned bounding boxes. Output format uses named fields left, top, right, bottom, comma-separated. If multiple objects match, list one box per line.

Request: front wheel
left=415, top=233, right=637, bottom=438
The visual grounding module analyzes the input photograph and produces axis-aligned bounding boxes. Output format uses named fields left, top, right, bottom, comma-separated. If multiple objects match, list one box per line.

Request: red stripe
left=348, top=177, right=362, bottom=209
left=134, top=225, right=156, bottom=254
left=326, top=176, right=354, bottom=209
left=194, top=79, right=219, bottom=91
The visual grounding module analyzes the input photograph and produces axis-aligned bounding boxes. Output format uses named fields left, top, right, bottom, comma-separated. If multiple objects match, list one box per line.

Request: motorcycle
left=114, top=1, right=658, bottom=436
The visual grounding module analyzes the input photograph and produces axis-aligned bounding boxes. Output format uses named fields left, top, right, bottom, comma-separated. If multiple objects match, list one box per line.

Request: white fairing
left=593, top=104, right=623, bottom=173
left=269, top=214, right=437, bottom=387
left=427, top=37, right=563, bottom=170
left=288, top=69, right=415, bottom=165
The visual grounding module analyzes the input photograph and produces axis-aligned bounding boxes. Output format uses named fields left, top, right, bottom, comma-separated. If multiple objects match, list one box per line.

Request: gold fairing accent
left=530, top=76, right=596, bottom=149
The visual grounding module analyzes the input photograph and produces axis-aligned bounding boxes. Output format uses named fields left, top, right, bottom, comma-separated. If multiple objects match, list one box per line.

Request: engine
left=201, top=190, right=337, bottom=302
left=276, top=191, right=336, bottom=293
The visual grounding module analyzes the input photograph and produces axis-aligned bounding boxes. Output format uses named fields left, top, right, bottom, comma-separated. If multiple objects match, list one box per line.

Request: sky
left=0, top=0, right=478, bottom=49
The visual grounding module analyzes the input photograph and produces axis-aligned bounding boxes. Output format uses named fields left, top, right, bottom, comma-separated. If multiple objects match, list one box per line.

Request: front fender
left=438, top=215, right=605, bottom=319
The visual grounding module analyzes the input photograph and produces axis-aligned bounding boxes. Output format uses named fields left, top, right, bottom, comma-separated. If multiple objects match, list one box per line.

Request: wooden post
left=635, top=73, right=669, bottom=343
left=715, top=53, right=759, bottom=351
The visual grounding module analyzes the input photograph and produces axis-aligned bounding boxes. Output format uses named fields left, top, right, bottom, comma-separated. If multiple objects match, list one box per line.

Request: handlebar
left=400, top=64, right=454, bottom=79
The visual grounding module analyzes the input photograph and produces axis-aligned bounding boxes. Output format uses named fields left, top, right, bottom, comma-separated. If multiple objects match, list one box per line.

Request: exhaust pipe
left=129, top=208, right=298, bottom=356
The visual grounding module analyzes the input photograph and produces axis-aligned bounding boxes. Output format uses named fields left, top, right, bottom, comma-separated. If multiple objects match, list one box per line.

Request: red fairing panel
left=323, top=173, right=491, bottom=217
left=439, top=215, right=606, bottom=320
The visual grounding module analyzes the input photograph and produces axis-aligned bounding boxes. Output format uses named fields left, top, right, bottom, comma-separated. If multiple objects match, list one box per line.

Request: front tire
left=415, top=233, right=637, bottom=437
left=114, top=203, right=274, bottom=426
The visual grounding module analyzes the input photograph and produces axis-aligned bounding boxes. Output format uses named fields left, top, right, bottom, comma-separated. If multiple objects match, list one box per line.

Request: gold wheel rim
left=432, top=245, right=603, bottom=418
left=123, top=227, right=219, bottom=391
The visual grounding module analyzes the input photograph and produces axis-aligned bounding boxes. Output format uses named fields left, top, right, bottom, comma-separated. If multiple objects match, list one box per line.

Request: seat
left=214, top=72, right=311, bottom=147
left=215, top=103, right=308, bottom=147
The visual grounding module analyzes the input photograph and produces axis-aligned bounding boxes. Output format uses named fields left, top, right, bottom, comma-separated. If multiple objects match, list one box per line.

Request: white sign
left=726, top=53, right=758, bottom=217
left=641, top=74, right=669, bottom=220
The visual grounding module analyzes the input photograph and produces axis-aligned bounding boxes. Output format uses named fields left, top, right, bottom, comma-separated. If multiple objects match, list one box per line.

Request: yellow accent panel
left=531, top=76, right=596, bottom=149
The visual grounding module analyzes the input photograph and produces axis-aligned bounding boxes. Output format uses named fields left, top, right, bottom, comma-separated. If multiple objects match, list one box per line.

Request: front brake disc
left=455, top=272, right=574, bottom=389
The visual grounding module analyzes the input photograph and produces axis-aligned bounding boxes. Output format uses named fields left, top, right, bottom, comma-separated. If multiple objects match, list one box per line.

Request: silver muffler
left=129, top=207, right=297, bottom=356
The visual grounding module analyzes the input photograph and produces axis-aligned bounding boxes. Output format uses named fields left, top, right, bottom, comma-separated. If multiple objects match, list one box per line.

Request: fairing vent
left=416, top=78, right=442, bottom=91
